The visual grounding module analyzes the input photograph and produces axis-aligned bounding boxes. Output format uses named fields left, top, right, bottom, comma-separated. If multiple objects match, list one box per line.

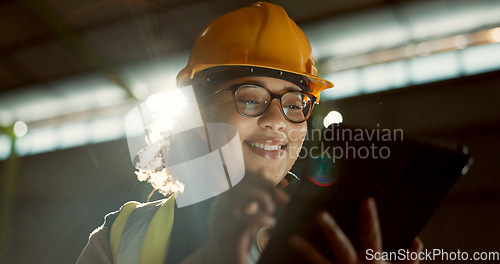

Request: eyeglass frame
left=209, top=83, right=318, bottom=123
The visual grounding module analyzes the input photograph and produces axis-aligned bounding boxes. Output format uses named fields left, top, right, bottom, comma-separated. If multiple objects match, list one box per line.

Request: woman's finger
left=244, top=201, right=259, bottom=215
left=360, top=197, right=383, bottom=254
left=219, top=211, right=276, bottom=242
left=239, top=172, right=290, bottom=209
left=400, top=237, right=424, bottom=264
left=289, top=235, right=332, bottom=264
left=244, top=169, right=289, bottom=201
left=272, top=186, right=290, bottom=206
left=317, top=211, right=359, bottom=263
left=223, top=184, right=277, bottom=217
left=242, top=212, right=276, bottom=229
left=210, top=212, right=276, bottom=264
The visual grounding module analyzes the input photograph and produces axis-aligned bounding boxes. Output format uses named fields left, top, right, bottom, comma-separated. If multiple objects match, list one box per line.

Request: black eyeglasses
left=212, top=83, right=317, bottom=123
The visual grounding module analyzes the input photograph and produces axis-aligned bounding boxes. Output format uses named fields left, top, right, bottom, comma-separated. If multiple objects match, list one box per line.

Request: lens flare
left=307, top=156, right=336, bottom=186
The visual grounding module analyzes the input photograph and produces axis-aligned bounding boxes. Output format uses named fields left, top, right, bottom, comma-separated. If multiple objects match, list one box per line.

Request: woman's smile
left=243, top=138, right=288, bottom=159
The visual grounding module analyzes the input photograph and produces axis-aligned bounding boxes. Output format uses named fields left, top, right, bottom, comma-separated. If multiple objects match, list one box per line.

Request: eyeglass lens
left=234, top=85, right=313, bottom=122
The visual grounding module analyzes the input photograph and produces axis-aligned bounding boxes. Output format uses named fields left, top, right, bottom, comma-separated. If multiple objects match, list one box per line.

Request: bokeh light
left=487, top=27, right=500, bottom=42
left=13, top=121, right=28, bottom=137
left=323, top=111, right=343, bottom=128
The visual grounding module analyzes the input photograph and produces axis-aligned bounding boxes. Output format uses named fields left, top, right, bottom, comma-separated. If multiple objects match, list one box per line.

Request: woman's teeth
left=248, top=142, right=282, bottom=151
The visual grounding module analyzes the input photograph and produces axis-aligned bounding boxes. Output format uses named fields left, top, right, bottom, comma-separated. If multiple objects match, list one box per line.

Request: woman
left=78, top=2, right=422, bottom=263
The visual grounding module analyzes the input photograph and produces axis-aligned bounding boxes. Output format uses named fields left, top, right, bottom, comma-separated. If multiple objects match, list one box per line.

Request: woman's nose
left=257, top=99, right=286, bottom=132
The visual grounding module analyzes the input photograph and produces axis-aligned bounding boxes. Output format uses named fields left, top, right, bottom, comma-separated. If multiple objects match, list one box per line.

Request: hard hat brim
left=177, top=64, right=333, bottom=102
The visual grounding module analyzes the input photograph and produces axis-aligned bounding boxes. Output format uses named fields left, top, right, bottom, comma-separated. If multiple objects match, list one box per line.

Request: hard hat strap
left=192, top=66, right=310, bottom=93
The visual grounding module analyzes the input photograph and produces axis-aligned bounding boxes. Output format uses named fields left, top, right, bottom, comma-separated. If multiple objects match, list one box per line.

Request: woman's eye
left=284, top=104, right=302, bottom=110
left=237, top=99, right=259, bottom=105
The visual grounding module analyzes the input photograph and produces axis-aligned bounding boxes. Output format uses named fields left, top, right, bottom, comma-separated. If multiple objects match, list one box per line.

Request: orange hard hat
left=176, top=1, right=333, bottom=101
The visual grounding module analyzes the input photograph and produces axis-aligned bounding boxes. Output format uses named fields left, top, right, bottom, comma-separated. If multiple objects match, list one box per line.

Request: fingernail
left=245, top=202, right=259, bottom=215
left=320, top=211, right=335, bottom=226
left=266, top=217, right=277, bottom=226
left=367, top=197, right=376, bottom=209
left=362, top=197, right=373, bottom=209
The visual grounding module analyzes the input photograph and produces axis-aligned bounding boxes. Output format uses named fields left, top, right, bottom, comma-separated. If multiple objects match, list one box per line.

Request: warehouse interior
left=0, top=0, right=499, bottom=263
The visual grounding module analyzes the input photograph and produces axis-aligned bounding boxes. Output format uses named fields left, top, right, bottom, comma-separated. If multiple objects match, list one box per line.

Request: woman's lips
left=243, top=139, right=287, bottom=159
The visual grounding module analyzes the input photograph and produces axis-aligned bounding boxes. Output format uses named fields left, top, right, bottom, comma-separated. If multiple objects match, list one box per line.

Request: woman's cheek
left=287, top=125, right=307, bottom=160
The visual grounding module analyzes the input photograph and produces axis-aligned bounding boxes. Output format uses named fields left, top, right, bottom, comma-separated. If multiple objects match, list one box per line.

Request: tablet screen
left=259, top=125, right=472, bottom=264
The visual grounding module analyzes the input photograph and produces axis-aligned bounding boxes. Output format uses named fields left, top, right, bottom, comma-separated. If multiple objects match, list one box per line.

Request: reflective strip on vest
left=110, top=196, right=175, bottom=264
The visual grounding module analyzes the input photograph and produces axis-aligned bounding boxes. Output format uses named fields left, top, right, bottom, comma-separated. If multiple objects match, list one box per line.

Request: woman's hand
left=203, top=171, right=289, bottom=264
left=289, top=197, right=424, bottom=264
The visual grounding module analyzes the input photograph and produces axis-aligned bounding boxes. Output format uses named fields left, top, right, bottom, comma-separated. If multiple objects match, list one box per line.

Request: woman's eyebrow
left=285, top=86, right=301, bottom=92
left=238, top=80, right=266, bottom=87
left=236, top=80, right=302, bottom=93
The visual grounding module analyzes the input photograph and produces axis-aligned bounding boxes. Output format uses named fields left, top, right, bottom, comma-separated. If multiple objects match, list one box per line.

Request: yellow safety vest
left=108, top=173, right=299, bottom=264
left=109, top=196, right=175, bottom=264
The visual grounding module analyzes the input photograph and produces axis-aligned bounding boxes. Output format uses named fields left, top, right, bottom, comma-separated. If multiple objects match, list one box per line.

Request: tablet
left=258, top=124, right=473, bottom=264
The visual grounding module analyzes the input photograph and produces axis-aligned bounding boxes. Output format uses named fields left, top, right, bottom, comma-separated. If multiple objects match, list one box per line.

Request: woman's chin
left=244, top=161, right=288, bottom=185
left=241, top=143, right=297, bottom=184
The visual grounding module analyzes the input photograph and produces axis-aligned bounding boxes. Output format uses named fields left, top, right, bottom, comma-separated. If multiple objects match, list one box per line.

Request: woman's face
left=207, top=76, right=308, bottom=184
